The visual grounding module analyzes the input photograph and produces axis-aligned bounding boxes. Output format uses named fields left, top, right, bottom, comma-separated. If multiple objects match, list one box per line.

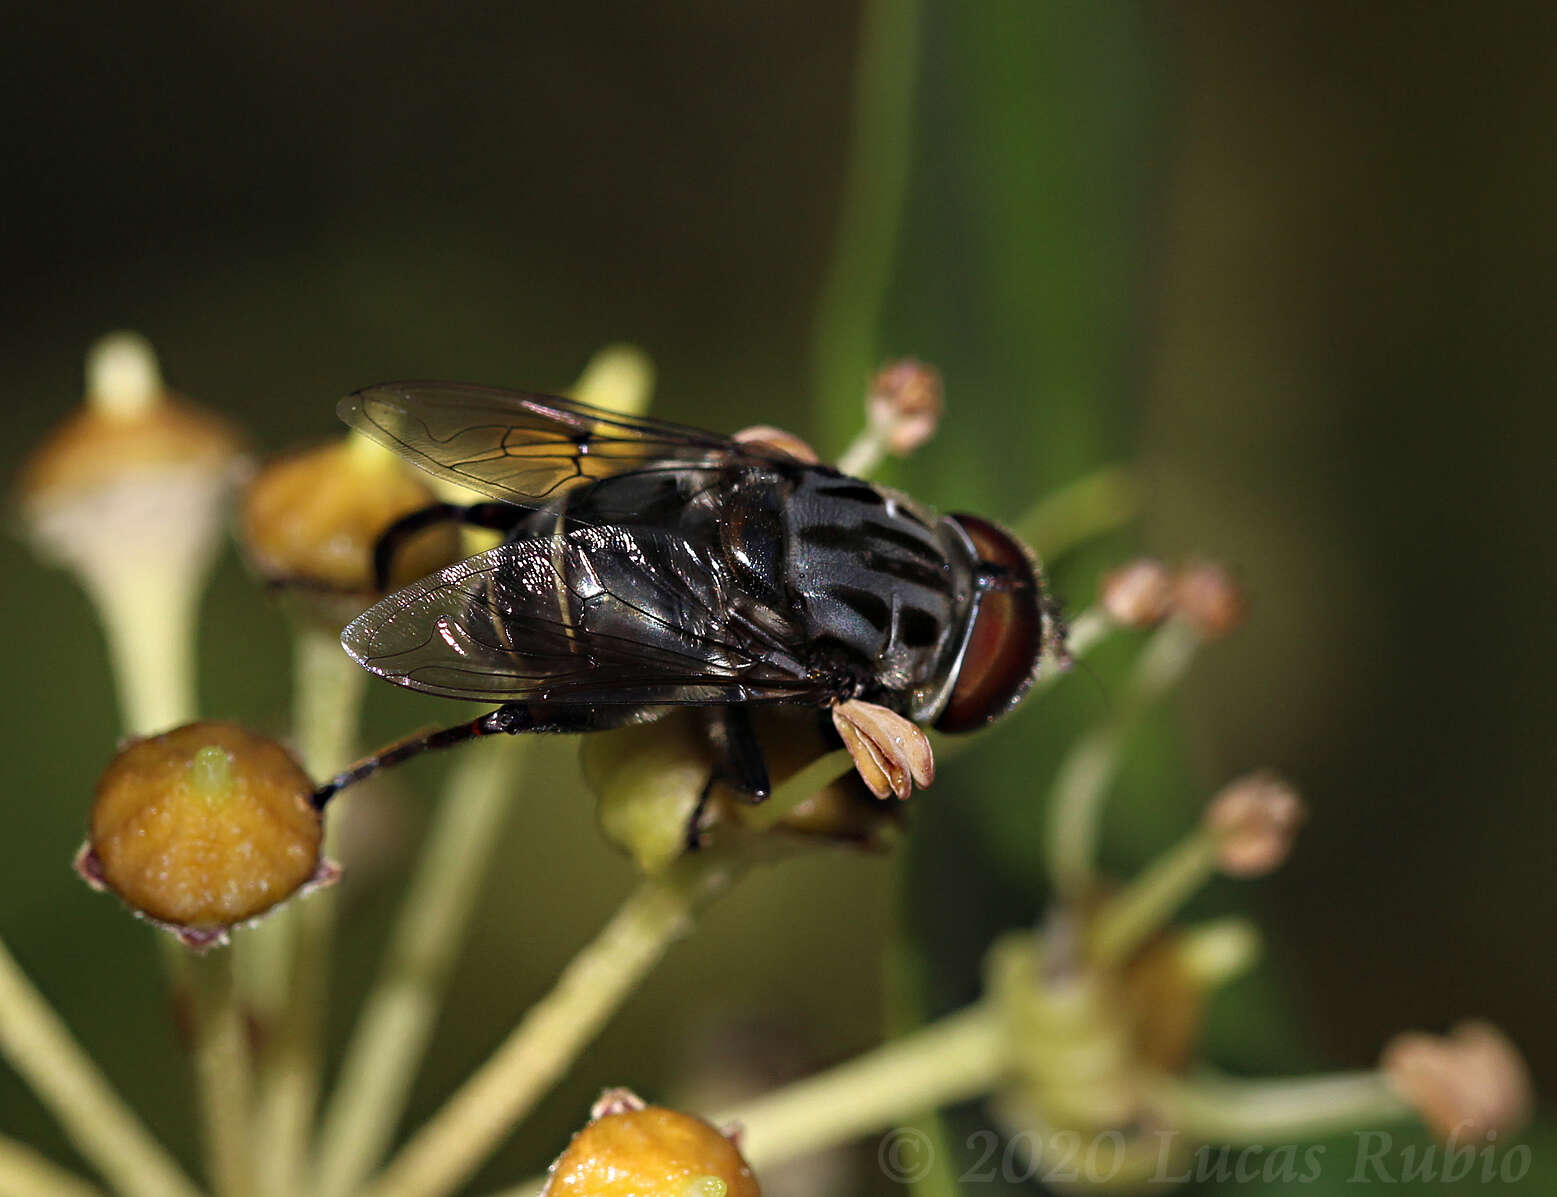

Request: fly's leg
left=685, top=705, right=773, bottom=850
left=709, top=705, right=772, bottom=802
left=311, top=701, right=639, bottom=809
left=372, top=500, right=525, bottom=590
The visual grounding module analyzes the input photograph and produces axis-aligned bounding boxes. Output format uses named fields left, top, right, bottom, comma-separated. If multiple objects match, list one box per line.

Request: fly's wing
left=342, top=525, right=830, bottom=706
left=340, top=382, right=792, bottom=512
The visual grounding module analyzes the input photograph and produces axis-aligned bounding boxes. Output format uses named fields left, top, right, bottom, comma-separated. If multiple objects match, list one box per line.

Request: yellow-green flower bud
left=543, top=1089, right=760, bottom=1197
left=17, top=333, right=248, bottom=733
left=241, top=433, right=460, bottom=623
left=77, top=721, right=333, bottom=948
left=582, top=710, right=900, bottom=874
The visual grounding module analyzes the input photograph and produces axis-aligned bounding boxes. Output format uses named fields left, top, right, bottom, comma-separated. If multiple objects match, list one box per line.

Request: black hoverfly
left=313, top=383, right=1060, bottom=822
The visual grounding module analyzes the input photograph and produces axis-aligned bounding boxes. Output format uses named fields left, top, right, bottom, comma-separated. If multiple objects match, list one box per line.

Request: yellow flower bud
left=17, top=332, right=248, bottom=734
left=569, top=344, right=656, bottom=418
left=240, top=433, right=460, bottom=612
left=77, top=721, right=332, bottom=948
left=543, top=1089, right=761, bottom=1197
left=15, top=331, right=246, bottom=513
left=582, top=710, right=901, bottom=873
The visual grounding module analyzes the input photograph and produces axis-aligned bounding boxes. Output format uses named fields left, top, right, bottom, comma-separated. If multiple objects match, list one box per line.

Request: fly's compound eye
left=934, top=513, right=1046, bottom=733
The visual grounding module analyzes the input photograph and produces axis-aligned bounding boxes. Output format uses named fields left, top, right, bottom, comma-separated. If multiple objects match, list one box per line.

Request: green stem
left=487, top=1002, right=1004, bottom=1197
left=312, top=736, right=529, bottom=1197
left=810, top=0, right=923, bottom=449
left=0, top=1137, right=104, bottom=1197
left=74, top=533, right=220, bottom=1197
left=249, top=623, right=367, bottom=1197
left=0, top=939, right=202, bottom=1197
left=743, top=748, right=855, bottom=830
left=1046, top=618, right=1202, bottom=900
left=1088, top=831, right=1219, bottom=967
left=718, top=1002, right=1003, bottom=1171
left=292, top=623, right=371, bottom=785
left=88, top=565, right=202, bottom=737
left=359, top=853, right=743, bottom=1197
left=1013, top=464, right=1137, bottom=564
left=1147, top=1071, right=1412, bottom=1145
left=187, top=952, right=253, bottom=1197
left=835, top=422, right=890, bottom=480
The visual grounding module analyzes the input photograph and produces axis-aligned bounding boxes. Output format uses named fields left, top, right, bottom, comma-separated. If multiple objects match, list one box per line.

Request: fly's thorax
left=781, top=469, right=977, bottom=718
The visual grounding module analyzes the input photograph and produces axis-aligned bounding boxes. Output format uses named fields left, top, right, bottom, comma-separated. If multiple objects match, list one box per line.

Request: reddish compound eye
left=934, top=514, right=1046, bottom=733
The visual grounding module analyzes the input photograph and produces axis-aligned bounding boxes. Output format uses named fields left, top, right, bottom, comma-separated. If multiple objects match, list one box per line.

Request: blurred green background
left=1, top=2, right=1551, bottom=1192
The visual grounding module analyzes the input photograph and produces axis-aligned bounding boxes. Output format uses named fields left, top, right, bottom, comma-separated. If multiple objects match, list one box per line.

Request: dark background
left=1, top=2, right=1552, bottom=1192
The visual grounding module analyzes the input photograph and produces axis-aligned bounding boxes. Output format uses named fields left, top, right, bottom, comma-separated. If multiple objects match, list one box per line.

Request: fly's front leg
left=372, top=500, right=525, bottom=590
left=685, top=705, right=773, bottom=850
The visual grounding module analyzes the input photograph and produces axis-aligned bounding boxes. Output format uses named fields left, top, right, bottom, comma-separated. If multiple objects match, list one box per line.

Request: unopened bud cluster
left=1099, top=557, right=1246, bottom=636
left=1382, top=1021, right=1533, bottom=1143
left=866, top=358, right=943, bottom=457
left=1204, top=770, right=1307, bottom=877
left=18, top=333, right=246, bottom=532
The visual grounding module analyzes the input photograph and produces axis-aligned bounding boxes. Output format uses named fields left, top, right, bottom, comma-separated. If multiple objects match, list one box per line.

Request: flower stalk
left=0, top=939, right=202, bottom=1197
left=1014, top=464, right=1137, bottom=564
left=1047, top=616, right=1205, bottom=900
left=719, top=1002, right=1005, bottom=1172
left=312, top=735, right=531, bottom=1197
left=1087, top=829, right=1220, bottom=967
left=809, top=0, right=924, bottom=450
left=359, top=851, right=743, bottom=1197
left=0, top=1136, right=105, bottom=1197
left=249, top=622, right=367, bottom=1197
left=188, top=950, right=255, bottom=1197
left=1146, top=1071, right=1412, bottom=1145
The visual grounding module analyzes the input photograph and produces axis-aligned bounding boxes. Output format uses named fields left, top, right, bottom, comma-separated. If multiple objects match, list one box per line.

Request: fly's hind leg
left=311, top=701, right=642, bottom=808
left=686, top=705, right=772, bottom=850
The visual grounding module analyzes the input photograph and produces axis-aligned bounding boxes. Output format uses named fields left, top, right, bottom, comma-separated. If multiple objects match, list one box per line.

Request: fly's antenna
left=1068, top=652, right=1113, bottom=713
left=1042, top=592, right=1113, bottom=713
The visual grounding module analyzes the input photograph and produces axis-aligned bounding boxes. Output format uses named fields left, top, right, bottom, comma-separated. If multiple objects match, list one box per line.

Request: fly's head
left=933, top=513, right=1055, bottom=734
